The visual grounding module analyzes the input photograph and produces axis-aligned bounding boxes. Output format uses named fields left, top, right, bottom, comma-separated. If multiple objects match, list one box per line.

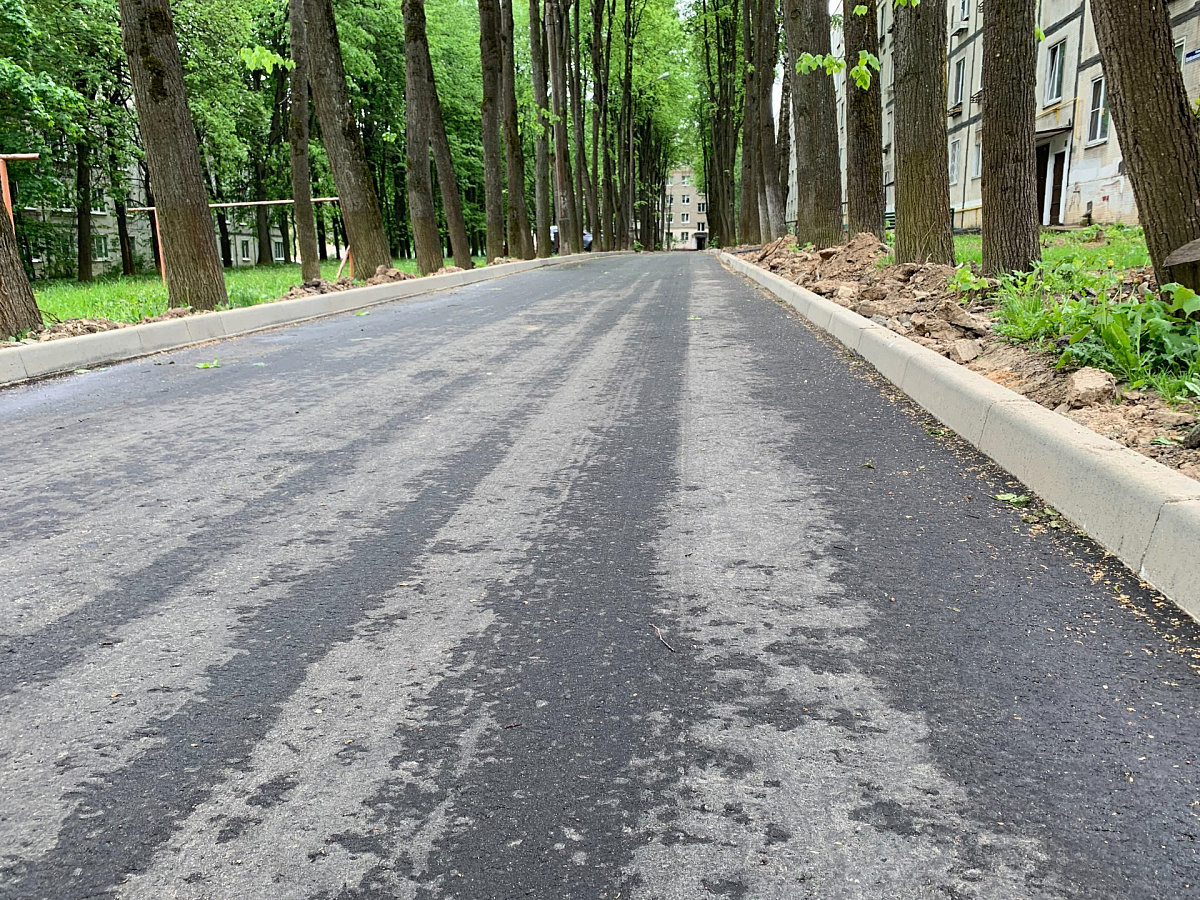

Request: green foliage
left=988, top=248, right=1200, bottom=402
left=948, top=263, right=988, bottom=297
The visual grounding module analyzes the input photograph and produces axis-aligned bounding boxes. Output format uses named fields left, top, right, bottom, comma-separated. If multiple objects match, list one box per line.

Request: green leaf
left=994, top=493, right=1032, bottom=507
left=196, top=358, right=220, bottom=369
left=355, top=310, right=370, bottom=316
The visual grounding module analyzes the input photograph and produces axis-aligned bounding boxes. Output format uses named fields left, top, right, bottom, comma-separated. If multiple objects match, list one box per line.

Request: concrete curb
left=1, top=252, right=630, bottom=388
left=717, top=249, right=1200, bottom=622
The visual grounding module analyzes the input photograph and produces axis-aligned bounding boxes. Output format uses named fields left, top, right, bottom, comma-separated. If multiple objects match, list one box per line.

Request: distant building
left=665, top=166, right=709, bottom=250
left=803, top=0, right=1200, bottom=231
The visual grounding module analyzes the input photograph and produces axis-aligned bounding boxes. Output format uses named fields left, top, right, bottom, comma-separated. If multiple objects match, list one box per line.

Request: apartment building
left=815, top=0, right=1200, bottom=230
left=665, top=166, right=709, bottom=249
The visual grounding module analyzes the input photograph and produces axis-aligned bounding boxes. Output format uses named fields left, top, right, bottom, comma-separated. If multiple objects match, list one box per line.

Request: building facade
left=665, top=166, right=710, bottom=249
left=811, top=0, right=1200, bottom=231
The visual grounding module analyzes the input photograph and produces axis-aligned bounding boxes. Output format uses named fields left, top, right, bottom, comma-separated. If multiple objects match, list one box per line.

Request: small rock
left=834, top=285, right=860, bottom=306
left=948, top=338, right=981, bottom=364
left=1065, top=367, right=1117, bottom=408
left=935, top=298, right=991, bottom=335
left=1150, top=409, right=1197, bottom=427
left=437, top=265, right=466, bottom=275
left=856, top=300, right=882, bottom=318
left=871, top=315, right=889, bottom=326
left=818, top=247, right=839, bottom=260
left=375, top=264, right=389, bottom=276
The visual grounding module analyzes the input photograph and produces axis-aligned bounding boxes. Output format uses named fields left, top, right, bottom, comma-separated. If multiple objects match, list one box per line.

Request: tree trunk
left=404, top=0, right=449, bottom=275
left=76, top=143, right=93, bottom=281
left=738, top=0, right=760, bottom=245
left=118, top=0, right=226, bottom=309
left=529, top=0, right=553, bottom=257
left=306, top=0, right=391, bottom=276
left=500, top=0, right=534, bottom=258
left=278, top=209, right=292, bottom=263
left=0, top=209, right=41, bottom=338
left=755, top=0, right=785, bottom=240
left=253, top=155, right=273, bottom=264
left=1092, top=0, right=1200, bottom=288
left=893, top=0, right=954, bottom=264
left=479, top=0, right=506, bottom=262
left=784, top=0, right=843, bottom=248
left=289, top=0, right=321, bottom=281
left=547, top=0, right=580, bottom=254
left=569, top=0, right=593, bottom=244
left=844, top=0, right=886, bottom=240
left=115, top=196, right=135, bottom=274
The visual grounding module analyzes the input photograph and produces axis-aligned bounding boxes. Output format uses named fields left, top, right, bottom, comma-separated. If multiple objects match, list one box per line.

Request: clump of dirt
left=365, top=265, right=418, bottom=286
left=734, top=233, right=1200, bottom=481
left=26, top=318, right=128, bottom=341
left=142, top=307, right=194, bottom=323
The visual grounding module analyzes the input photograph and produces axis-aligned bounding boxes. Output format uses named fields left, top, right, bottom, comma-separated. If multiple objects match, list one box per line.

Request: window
left=959, top=0, right=969, bottom=20
left=667, top=213, right=673, bottom=223
left=952, top=58, right=967, bottom=107
left=680, top=231, right=689, bottom=242
left=273, top=240, right=285, bottom=261
left=697, top=202, right=706, bottom=213
left=1176, top=38, right=1186, bottom=69
left=91, top=234, right=109, bottom=261
left=667, top=175, right=674, bottom=185
left=241, top=239, right=251, bottom=262
left=696, top=221, right=706, bottom=232
left=1088, top=76, right=1110, bottom=143
left=972, top=138, right=982, bottom=179
left=681, top=194, right=690, bottom=205
left=667, top=195, right=673, bottom=205
left=1045, top=41, right=1065, bottom=104
left=949, top=139, right=960, bottom=185
left=681, top=212, right=690, bottom=224
left=682, top=175, right=690, bottom=185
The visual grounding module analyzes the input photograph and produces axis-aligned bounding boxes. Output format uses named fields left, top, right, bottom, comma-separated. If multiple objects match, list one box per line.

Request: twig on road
left=651, top=624, right=676, bottom=653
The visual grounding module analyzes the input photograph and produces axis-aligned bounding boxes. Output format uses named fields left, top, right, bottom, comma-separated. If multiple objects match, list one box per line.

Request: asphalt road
left=1, top=252, right=1198, bottom=900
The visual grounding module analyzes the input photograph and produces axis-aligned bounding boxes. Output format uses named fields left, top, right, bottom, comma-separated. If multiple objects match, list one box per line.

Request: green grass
left=952, top=224, right=1151, bottom=272
left=33, top=256, right=480, bottom=325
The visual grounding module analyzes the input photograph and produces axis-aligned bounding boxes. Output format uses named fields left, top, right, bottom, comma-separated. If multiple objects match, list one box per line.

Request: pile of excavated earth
left=6, top=264, right=462, bottom=346
left=735, top=233, right=1200, bottom=482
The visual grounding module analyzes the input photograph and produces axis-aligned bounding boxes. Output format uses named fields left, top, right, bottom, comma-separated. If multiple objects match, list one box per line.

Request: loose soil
left=734, top=234, right=1200, bottom=483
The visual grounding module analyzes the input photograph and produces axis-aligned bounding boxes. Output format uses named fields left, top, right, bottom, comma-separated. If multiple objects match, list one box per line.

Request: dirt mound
left=365, top=265, right=418, bottom=286
left=26, top=318, right=127, bottom=342
left=733, top=234, right=1200, bottom=482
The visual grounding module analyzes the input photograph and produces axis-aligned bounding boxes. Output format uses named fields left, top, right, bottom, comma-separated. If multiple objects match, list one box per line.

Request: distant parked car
left=548, top=226, right=593, bottom=254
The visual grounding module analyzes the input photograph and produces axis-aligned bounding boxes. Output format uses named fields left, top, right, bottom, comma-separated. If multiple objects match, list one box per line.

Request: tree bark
left=289, top=0, right=321, bottom=281
left=777, top=67, right=792, bottom=215
left=426, top=68, right=475, bottom=269
left=479, top=0, right=506, bottom=262
left=844, top=0, right=885, bottom=240
left=755, top=0, right=785, bottom=240
left=253, top=154, right=273, bottom=264
left=529, top=0, right=553, bottom=256
left=306, top=0, right=391, bottom=276
left=980, top=0, right=1039, bottom=274
left=118, top=0, right=226, bottom=309
left=76, top=142, right=93, bottom=281
left=1092, top=0, right=1200, bottom=288
left=738, top=0, right=760, bottom=245
left=547, top=0, right=580, bottom=254
left=0, top=209, right=41, bottom=338
left=569, top=0, right=593, bottom=245
left=404, top=0, right=448, bottom=275
left=500, top=0, right=534, bottom=258
left=893, top=0, right=954, bottom=264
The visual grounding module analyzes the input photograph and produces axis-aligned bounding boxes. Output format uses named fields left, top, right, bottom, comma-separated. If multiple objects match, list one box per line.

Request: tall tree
left=785, top=0, right=843, bottom=248
left=738, top=0, right=761, bottom=245
left=288, top=0, right=320, bottom=282
left=422, top=22, right=475, bottom=269
left=696, top=0, right=742, bottom=246
left=75, top=141, right=93, bottom=281
left=500, top=0, right=534, bottom=258
left=843, top=0, right=885, bottom=239
left=306, top=0, right=391, bottom=276
left=479, top=0, right=506, bottom=261
left=892, top=0, right=953, bottom=264
left=404, top=0, right=449, bottom=274
left=980, top=0, right=1039, bottom=274
left=117, top=0, right=227, bottom=310
left=547, top=0, right=580, bottom=253
left=529, top=0, right=553, bottom=256
left=1092, top=0, right=1200, bottom=289
left=0, top=209, right=42, bottom=338
left=755, top=0, right=785, bottom=240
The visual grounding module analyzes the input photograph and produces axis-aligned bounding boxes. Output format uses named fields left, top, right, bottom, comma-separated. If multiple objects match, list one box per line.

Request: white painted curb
left=1, top=252, right=630, bottom=388
left=718, top=249, right=1200, bottom=622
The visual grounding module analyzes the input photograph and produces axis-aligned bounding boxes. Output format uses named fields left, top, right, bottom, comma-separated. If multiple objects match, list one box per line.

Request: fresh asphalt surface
left=1, top=252, right=1198, bottom=899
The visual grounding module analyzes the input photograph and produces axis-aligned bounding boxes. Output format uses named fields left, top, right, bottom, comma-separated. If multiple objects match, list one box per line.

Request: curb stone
left=1, top=252, right=630, bottom=389
left=717, top=249, right=1200, bottom=622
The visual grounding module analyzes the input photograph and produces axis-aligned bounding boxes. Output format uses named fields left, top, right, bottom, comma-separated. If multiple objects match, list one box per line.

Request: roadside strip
left=718, top=250, right=1200, bottom=622
left=0, top=252, right=629, bottom=389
